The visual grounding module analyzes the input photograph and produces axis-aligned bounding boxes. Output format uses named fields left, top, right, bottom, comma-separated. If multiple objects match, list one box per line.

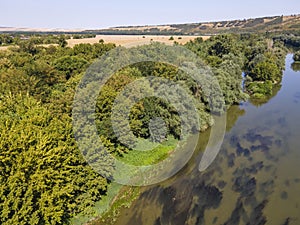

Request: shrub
left=293, top=51, right=300, bottom=61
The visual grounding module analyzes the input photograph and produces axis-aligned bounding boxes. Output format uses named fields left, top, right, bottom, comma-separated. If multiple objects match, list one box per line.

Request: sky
left=1, top=0, right=299, bottom=29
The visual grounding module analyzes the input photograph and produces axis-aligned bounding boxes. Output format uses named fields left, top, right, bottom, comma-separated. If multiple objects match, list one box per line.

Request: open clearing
left=0, top=46, right=10, bottom=51
left=67, top=35, right=210, bottom=47
left=0, top=35, right=210, bottom=51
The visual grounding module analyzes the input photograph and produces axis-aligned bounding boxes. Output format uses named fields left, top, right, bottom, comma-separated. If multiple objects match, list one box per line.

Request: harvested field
left=67, top=35, right=210, bottom=47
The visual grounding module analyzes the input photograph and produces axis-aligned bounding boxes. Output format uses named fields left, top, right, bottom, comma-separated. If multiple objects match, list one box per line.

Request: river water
left=114, top=54, right=300, bottom=225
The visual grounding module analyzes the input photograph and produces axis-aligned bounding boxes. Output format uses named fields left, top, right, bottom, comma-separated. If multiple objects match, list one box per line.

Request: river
left=113, top=54, right=300, bottom=225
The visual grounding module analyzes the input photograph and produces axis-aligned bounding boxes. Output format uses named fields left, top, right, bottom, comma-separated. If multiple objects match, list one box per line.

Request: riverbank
left=71, top=137, right=178, bottom=225
left=87, top=53, right=292, bottom=225
left=105, top=54, right=300, bottom=225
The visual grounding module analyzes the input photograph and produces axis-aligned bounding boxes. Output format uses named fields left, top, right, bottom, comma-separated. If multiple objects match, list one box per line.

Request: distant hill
left=88, top=15, right=300, bottom=35
left=0, top=27, right=85, bottom=33
left=1, top=15, right=300, bottom=35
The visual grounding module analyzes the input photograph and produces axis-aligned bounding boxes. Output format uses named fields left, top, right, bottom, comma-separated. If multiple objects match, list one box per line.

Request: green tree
left=58, top=36, right=67, bottom=48
left=251, top=61, right=281, bottom=82
left=294, top=51, right=300, bottom=61
left=18, top=40, right=38, bottom=55
left=0, top=94, right=108, bottom=225
left=53, top=55, right=88, bottom=79
left=207, top=34, right=239, bottom=57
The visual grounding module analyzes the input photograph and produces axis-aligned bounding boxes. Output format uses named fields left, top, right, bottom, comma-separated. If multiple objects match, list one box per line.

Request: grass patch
left=117, top=136, right=178, bottom=166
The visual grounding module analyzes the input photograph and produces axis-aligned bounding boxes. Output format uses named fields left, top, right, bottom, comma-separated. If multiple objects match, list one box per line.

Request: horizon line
left=0, top=13, right=299, bottom=31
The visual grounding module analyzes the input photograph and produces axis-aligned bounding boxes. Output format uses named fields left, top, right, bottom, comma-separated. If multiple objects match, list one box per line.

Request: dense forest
left=0, top=32, right=291, bottom=224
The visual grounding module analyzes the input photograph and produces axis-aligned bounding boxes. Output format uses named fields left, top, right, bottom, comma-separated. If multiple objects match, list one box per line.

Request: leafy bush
left=293, top=51, right=300, bottom=61
left=251, top=61, right=281, bottom=82
left=247, top=81, right=273, bottom=97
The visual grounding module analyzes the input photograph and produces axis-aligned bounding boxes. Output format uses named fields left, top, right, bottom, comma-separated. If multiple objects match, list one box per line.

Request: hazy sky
left=1, top=0, right=299, bottom=29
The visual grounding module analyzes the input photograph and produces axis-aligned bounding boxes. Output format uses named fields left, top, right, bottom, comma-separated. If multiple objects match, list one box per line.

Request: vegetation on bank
left=185, top=34, right=287, bottom=98
left=0, top=32, right=291, bottom=224
left=273, top=34, right=300, bottom=49
left=89, top=185, right=140, bottom=225
left=0, top=41, right=116, bottom=225
left=294, top=51, right=300, bottom=61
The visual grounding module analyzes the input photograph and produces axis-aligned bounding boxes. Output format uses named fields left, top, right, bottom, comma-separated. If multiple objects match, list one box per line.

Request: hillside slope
left=1, top=15, right=299, bottom=35
left=91, top=15, right=300, bottom=35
